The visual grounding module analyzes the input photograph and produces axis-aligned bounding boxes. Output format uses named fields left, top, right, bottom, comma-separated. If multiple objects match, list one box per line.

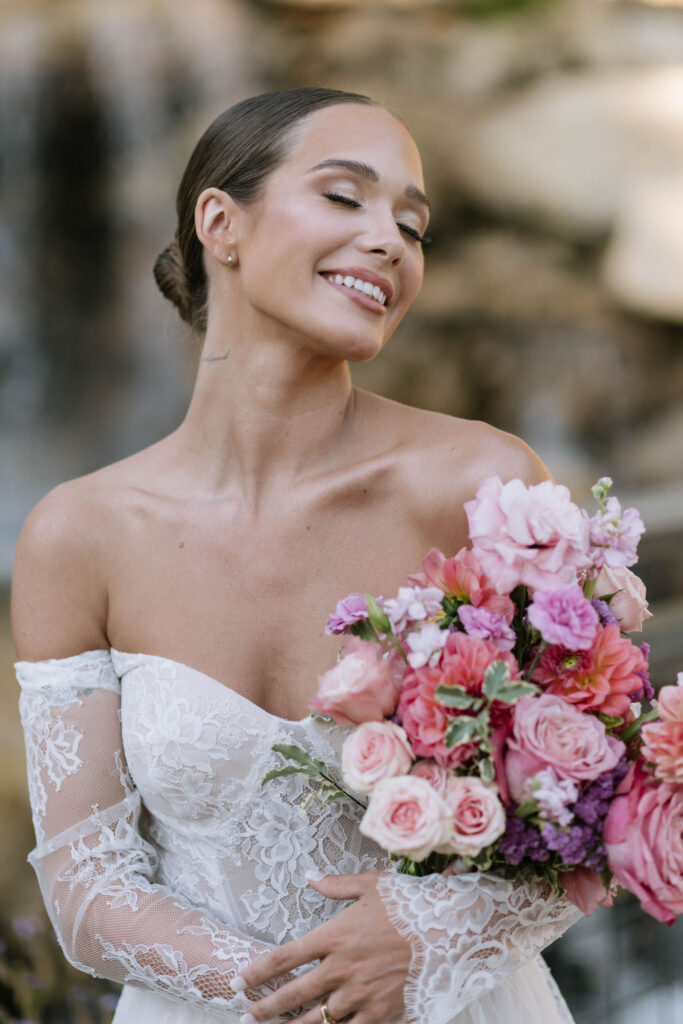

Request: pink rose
left=604, top=763, right=683, bottom=924
left=436, top=776, right=506, bottom=857
left=341, top=721, right=414, bottom=795
left=464, top=476, right=592, bottom=594
left=397, top=666, right=478, bottom=769
left=641, top=681, right=683, bottom=784
left=505, top=694, right=625, bottom=803
left=558, top=867, right=613, bottom=915
left=593, top=566, right=652, bottom=633
left=311, top=638, right=401, bottom=728
left=359, top=776, right=453, bottom=861
left=409, top=759, right=451, bottom=797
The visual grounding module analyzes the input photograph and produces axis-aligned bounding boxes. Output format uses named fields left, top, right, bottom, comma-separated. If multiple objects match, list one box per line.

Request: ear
left=195, top=187, right=239, bottom=267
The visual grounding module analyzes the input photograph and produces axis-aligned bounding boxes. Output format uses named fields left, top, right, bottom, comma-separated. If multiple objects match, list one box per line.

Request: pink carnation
left=325, top=593, right=370, bottom=635
left=531, top=623, right=648, bottom=718
left=464, top=476, right=592, bottom=594
left=457, top=605, right=516, bottom=653
left=311, top=638, right=401, bottom=727
left=641, top=681, right=683, bottom=784
left=604, top=763, right=683, bottom=924
left=527, top=585, right=599, bottom=650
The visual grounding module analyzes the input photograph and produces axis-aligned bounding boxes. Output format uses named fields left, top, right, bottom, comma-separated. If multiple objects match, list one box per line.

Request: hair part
left=153, top=87, right=380, bottom=335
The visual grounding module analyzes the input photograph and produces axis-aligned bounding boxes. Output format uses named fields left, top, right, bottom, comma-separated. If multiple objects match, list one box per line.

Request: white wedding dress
left=15, top=647, right=582, bottom=1024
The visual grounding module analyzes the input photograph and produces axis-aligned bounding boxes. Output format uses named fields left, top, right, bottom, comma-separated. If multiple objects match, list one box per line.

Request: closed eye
left=323, top=192, right=430, bottom=247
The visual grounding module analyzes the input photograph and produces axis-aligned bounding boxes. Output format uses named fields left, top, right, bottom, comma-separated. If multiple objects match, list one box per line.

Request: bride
left=12, top=88, right=582, bottom=1024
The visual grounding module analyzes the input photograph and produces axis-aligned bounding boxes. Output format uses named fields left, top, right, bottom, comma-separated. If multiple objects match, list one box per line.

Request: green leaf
left=483, top=661, right=512, bottom=699
left=260, top=766, right=306, bottom=787
left=435, top=685, right=477, bottom=710
left=494, top=682, right=539, bottom=704
left=270, top=743, right=327, bottom=773
left=350, top=620, right=380, bottom=643
left=366, top=594, right=392, bottom=636
left=445, top=716, right=478, bottom=747
left=479, top=756, right=495, bottom=782
left=598, top=713, right=624, bottom=729
left=310, top=710, right=334, bottom=722
left=515, top=797, right=539, bottom=819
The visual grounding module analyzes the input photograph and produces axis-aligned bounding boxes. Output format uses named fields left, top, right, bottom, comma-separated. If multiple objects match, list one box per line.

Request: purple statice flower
left=527, top=585, right=599, bottom=650
left=590, top=597, right=618, bottom=627
left=541, top=822, right=595, bottom=865
left=325, top=593, right=370, bottom=635
left=498, top=805, right=551, bottom=866
left=628, top=641, right=654, bottom=702
left=383, top=586, right=443, bottom=634
left=588, top=497, right=645, bottom=570
left=458, top=605, right=516, bottom=653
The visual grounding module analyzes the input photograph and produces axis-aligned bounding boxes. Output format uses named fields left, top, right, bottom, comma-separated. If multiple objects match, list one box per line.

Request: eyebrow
left=307, top=158, right=431, bottom=211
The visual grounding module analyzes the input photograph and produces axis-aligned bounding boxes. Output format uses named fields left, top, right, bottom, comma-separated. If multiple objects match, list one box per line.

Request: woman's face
left=226, top=103, right=429, bottom=362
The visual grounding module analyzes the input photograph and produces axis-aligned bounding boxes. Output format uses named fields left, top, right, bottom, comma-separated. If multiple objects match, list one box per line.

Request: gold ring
left=320, top=1000, right=341, bottom=1024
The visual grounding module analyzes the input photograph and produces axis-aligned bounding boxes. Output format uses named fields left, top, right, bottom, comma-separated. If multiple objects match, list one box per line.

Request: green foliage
left=456, top=0, right=559, bottom=19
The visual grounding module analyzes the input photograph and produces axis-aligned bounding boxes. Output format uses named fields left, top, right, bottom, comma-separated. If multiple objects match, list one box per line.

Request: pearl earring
left=228, top=254, right=234, bottom=266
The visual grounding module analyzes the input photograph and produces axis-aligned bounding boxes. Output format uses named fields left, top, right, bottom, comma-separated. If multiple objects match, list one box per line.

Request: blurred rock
left=602, top=177, right=683, bottom=322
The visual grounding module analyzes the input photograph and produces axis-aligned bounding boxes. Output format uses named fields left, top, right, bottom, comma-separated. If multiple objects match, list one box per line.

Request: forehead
left=278, top=103, right=425, bottom=187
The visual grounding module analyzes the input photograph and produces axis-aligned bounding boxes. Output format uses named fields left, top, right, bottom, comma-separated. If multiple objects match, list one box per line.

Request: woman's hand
left=234, top=870, right=412, bottom=1024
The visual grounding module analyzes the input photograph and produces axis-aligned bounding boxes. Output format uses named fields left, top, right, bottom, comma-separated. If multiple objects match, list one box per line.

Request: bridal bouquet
left=262, top=476, right=683, bottom=925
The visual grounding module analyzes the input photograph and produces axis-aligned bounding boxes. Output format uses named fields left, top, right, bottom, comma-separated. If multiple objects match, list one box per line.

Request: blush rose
left=311, top=638, right=401, bottom=727
left=594, top=566, right=652, bottom=633
left=341, top=721, right=414, bottom=795
left=359, top=776, right=453, bottom=861
left=436, top=776, right=506, bottom=857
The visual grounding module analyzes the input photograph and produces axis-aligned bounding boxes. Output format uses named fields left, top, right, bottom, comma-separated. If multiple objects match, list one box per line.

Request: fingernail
left=240, top=1014, right=256, bottom=1024
left=305, top=868, right=325, bottom=881
left=231, top=975, right=247, bottom=993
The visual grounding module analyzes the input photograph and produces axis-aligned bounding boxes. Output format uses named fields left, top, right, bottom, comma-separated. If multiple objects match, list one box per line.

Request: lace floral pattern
left=15, top=648, right=581, bottom=1024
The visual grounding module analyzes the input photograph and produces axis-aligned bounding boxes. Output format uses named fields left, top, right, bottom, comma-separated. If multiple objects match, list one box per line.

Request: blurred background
left=1, top=0, right=682, bottom=1020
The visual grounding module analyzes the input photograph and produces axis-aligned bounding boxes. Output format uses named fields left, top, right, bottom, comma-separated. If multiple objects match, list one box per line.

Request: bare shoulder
left=10, top=450, right=155, bottom=662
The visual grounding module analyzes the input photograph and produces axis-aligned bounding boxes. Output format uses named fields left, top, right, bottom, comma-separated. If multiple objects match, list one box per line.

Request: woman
left=12, top=88, right=581, bottom=1024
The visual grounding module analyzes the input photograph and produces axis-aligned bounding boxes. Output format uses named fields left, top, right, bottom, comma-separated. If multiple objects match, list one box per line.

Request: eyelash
left=323, top=192, right=431, bottom=247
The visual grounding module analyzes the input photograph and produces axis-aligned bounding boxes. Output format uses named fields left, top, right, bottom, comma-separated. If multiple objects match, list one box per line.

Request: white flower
left=406, top=622, right=449, bottom=668
left=383, top=586, right=443, bottom=634
left=527, top=767, right=579, bottom=827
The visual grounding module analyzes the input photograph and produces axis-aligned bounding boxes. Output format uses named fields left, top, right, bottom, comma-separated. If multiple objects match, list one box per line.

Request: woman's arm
left=11, top=487, right=307, bottom=1020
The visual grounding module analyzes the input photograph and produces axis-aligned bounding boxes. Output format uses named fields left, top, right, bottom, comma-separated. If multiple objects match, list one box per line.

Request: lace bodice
left=15, top=648, right=582, bottom=1024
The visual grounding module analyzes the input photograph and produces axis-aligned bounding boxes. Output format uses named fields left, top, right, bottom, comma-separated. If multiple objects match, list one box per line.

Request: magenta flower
left=325, top=593, right=370, bottom=635
left=587, top=497, right=645, bottom=570
left=464, top=476, right=592, bottom=594
left=527, top=585, right=599, bottom=650
left=457, top=604, right=516, bottom=652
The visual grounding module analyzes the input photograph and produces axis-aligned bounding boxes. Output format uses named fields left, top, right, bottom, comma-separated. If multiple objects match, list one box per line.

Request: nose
left=357, top=210, right=405, bottom=265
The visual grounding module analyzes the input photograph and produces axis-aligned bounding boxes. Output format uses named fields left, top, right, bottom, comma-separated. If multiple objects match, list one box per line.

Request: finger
left=239, top=969, right=331, bottom=1024
left=236, top=938, right=324, bottom=991
left=305, top=870, right=380, bottom=901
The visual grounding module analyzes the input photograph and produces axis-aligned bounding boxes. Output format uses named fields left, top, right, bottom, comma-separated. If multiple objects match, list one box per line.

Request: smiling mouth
left=319, top=272, right=389, bottom=308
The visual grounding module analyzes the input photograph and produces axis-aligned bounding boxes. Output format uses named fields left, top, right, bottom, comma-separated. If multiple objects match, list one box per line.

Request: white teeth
left=324, top=273, right=388, bottom=306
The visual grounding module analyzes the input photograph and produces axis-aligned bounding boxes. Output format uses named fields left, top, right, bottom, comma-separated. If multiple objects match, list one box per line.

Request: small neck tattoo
left=201, top=347, right=231, bottom=363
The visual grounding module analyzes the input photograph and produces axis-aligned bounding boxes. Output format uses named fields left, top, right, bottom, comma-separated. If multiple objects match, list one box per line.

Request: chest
left=105, top=480, right=456, bottom=720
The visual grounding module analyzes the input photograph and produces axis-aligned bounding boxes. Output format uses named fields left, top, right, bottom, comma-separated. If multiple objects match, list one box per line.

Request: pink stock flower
left=559, top=868, right=614, bottom=915
left=464, top=476, right=592, bottom=594
left=409, top=759, right=451, bottom=797
left=527, top=585, right=599, bottom=651
left=588, top=497, right=645, bottom=571
left=457, top=605, right=516, bottom=652
left=531, top=624, right=648, bottom=718
left=311, top=637, right=401, bottom=727
left=359, top=776, right=453, bottom=861
left=325, top=593, right=370, bottom=635
left=641, top=679, right=683, bottom=784
left=341, top=721, right=414, bottom=795
left=593, top=566, right=652, bottom=633
left=505, top=694, right=625, bottom=803
left=414, top=546, right=515, bottom=621
left=604, top=763, right=683, bottom=924
left=436, top=776, right=506, bottom=857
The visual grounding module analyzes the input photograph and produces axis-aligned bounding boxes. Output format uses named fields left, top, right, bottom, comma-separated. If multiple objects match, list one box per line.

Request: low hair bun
left=153, top=237, right=194, bottom=327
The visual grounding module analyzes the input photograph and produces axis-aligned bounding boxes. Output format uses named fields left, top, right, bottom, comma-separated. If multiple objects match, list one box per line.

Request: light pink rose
left=558, top=867, right=613, bottom=915
left=311, top=638, right=401, bottom=727
left=594, top=566, right=652, bottom=633
left=604, top=763, right=683, bottom=924
left=464, top=476, right=592, bottom=594
left=641, top=681, right=683, bottom=784
left=505, top=694, right=625, bottom=803
left=409, top=759, right=451, bottom=797
left=341, top=721, right=414, bottom=795
left=436, top=776, right=506, bottom=857
left=359, top=776, right=453, bottom=861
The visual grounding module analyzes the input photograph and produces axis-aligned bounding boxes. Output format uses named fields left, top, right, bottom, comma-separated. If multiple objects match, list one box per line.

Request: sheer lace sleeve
left=15, top=649, right=304, bottom=1021
left=376, top=866, right=582, bottom=1024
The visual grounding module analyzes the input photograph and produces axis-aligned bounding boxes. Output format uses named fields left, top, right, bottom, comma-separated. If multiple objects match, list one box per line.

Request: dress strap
left=14, top=649, right=120, bottom=694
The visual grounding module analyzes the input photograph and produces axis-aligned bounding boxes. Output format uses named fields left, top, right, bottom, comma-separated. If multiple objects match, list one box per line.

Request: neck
left=170, top=320, right=357, bottom=509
